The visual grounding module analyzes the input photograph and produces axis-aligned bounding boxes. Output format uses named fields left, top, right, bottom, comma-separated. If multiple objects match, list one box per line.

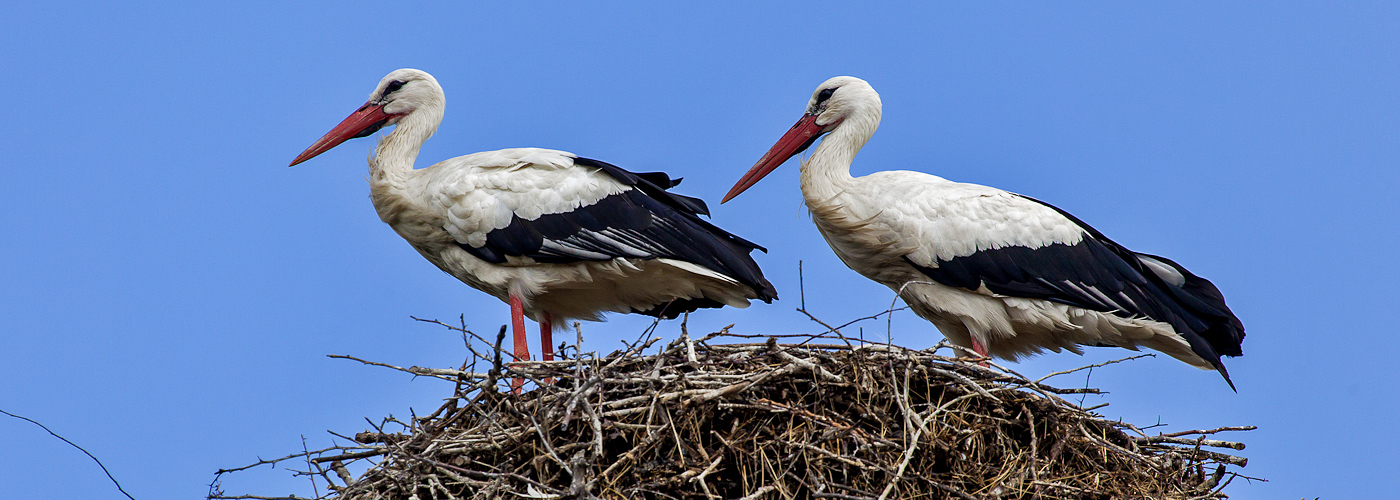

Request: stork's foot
left=956, top=354, right=992, bottom=368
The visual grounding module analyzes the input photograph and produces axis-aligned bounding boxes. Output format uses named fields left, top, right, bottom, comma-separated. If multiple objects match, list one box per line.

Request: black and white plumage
left=291, top=69, right=776, bottom=376
left=722, top=76, right=1244, bottom=388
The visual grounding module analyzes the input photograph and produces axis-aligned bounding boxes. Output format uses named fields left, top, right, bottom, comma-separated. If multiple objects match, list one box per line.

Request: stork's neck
left=369, top=106, right=442, bottom=186
left=800, top=108, right=880, bottom=203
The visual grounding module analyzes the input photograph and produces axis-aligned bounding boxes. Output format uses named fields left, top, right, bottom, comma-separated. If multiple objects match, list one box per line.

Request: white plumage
left=723, top=76, right=1244, bottom=388
left=292, top=69, right=775, bottom=379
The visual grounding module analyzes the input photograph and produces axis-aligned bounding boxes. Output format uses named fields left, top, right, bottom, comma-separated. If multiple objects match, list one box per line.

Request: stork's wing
left=867, top=174, right=1241, bottom=368
left=424, top=150, right=775, bottom=302
left=1009, top=195, right=1243, bottom=356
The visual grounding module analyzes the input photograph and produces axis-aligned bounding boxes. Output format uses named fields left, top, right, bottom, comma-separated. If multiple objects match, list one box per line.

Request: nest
left=210, top=321, right=1253, bottom=500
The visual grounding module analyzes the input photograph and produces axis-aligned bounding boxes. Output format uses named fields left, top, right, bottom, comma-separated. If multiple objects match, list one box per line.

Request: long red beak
left=290, top=103, right=395, bottom=166
left=722, top=113, right=826, bottom=203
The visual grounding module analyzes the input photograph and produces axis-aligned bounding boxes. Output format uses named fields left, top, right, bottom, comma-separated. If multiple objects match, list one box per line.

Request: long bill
left=290, top=102, right=396, bottom=166
left=721, top=113, right=826, bottom=203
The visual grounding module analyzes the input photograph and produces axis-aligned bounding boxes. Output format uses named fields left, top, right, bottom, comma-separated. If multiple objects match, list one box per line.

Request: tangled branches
left=211, top=323, right=1253, bottom=500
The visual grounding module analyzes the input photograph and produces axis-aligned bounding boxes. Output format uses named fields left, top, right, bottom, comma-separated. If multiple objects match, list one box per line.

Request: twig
left=1135, top=435, right=1248, bottom=450
left=799, top=260, right=805, bottom=311
left=1033, top=354, right=1156, bottom=385
left=1159, top=425, right=1258, bottom=438
left=326, top=354, right=458, bottom=383
left=299, top=436, right=320, bottom=499
left=737, top=485, right=777, bottom=500
left=2, top=408, right=138, bottom=500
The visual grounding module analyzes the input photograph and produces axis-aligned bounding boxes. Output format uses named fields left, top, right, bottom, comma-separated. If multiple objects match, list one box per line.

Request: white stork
left=291, top=69, right=777, bottom=380
left=723, top=76, right=1244, bottom=389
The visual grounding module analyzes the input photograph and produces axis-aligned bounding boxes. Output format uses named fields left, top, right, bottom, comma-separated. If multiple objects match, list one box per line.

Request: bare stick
left=1134, top=435, right=1248, bottom=451
left=326, top=354, right=458, bottom=382
left=799, top=259, right=806, bottom=311
left=299, top=436, right=320, bottom=499
left=1033, top=354, right=1156, bottom=385
left=737, top=485, right=777, bottom=500
left=1158, top=425, right=1258, bottom=438
left=1, top=408, right=137, bottom=500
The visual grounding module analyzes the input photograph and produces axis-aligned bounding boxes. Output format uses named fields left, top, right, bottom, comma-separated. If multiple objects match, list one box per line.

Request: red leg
left=509, top=294, right=529, bottom=393
left=540, top=313, right=556, bottom=384
left=970, top=336, right=990, bottom=368
left=540, top=313, right=554, bottom=362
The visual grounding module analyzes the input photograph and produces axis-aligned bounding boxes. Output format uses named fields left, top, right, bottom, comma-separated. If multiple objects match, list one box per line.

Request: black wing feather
left=904, top=194, right=1245, bottom=385
left=574, top=157, right=712, bottom=217
left=455, top=157, right=777, bottom=317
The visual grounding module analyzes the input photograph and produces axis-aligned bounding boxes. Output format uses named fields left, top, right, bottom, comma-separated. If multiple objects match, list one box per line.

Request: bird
left=722, top=76, right=1244, bottom=389
left=290, top=68, right=777, bottom=386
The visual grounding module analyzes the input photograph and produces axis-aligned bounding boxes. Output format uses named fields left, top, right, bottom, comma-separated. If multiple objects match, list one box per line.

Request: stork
left=723, top=76, right=1244, bottom=389
left=291, top=69, right=777, bottom=388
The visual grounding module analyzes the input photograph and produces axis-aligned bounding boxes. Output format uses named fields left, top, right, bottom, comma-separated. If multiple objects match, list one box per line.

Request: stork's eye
left=383, top=80, right=406, bottom=97
left=815, top=88, right=837, bottom=104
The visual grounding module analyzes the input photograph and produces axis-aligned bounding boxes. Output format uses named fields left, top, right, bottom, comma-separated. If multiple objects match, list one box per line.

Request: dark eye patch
left=815, top=87, right=836, bottom=104
left=382, top=80, right=406, bottom=97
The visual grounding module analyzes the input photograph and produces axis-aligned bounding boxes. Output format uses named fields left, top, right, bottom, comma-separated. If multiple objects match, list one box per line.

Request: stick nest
left=211, top=324, right=1252, bottom=500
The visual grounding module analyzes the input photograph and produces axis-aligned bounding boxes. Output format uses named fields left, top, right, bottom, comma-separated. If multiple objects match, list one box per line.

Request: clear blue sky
left=4, top=2, right=1395, bottom=498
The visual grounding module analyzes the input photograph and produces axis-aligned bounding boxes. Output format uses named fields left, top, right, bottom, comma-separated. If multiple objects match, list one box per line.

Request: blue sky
left=4, top=2, right=1396, bottom=498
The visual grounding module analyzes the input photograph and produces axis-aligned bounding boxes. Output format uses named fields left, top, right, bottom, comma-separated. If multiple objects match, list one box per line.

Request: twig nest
left=215, top=329, right=1252, bottom=500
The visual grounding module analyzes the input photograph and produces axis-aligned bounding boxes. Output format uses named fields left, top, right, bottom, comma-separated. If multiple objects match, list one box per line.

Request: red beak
left=290, top=102, right=396, bottom=166
left=722, top=113, right=826, bottom=203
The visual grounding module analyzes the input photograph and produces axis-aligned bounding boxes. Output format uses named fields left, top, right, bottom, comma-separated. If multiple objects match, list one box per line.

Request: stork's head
left=722, top=76, right=882, bottom=203
left=290, top=68, right=445, bottom=166
left=803, top=76, right=881, bottom=132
